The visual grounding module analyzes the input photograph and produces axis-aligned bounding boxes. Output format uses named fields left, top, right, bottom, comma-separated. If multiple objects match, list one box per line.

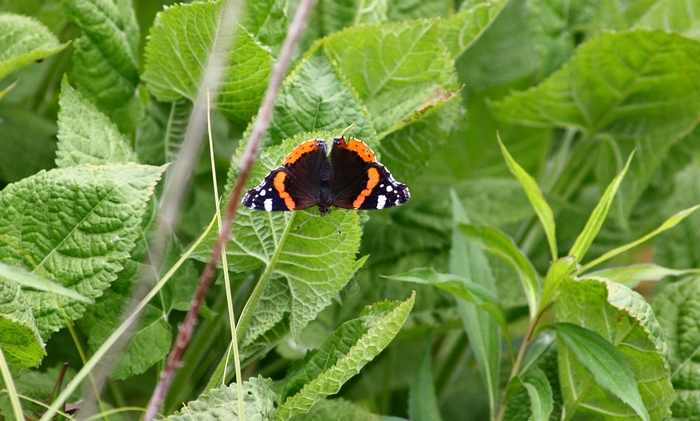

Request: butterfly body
left=242, top=137, right=409, bottom=216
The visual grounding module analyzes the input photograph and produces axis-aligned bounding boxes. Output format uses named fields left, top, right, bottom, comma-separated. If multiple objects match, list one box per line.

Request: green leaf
left=490, top=30, right=700, bottom=217
left=458, top=223, right=539, bottom=318
left=540, top=256, right=576, bottom=311
left=276, top=293, right=415, bottom=420
left=195, top=133, right=365, bottom=350
left=385, top=268, right=510, bottom=352
left=166, top=376, right=276, bottom=421
left=0, top=278, right=45, bottom=368
left=240, top=0, right=288, bottom=54
left=587, top=264, right=700, bottom=285
left=634, top=0, right=700, bottom=40
left=0, top=365, right=80, bottom=420
left=651, top=276, right=700, bottom=419
left=556, top=277, right=672, bottom=421
left=0, top=164, right=165, bottom=339
left=56, top=78, right=137, bottom=167
left=438, top=0, right=508, bottom=59
left=580, top=204, right=700, bottom=273
left=260, top=51, right=376, bottom=149
left=0, top=104, right=57, bottom=183
left=449, top=191, right=500, bottom=417
left=387, top=0, right=451, bottom=20
left=323, top=20, right=457, bottom=136
left=0, top=262, right=90, bottom=303
left=408, top=344, right=442, bottom=421
left=305, top=0, right=388, bottom=41
left=521, top=368, right=553, bottom=421
left=0, top=13, right=67, bottom=81
left=288, top=399, right=382, bottom=421
left=499, top=137, right=557, bottom=260
left=64, top=0, right=143, bottom=132
left=143, top=0, right=273, bottom=125
left=568, top=152, right=633, bottom=264
left=554, top=322, right=650, bottom=421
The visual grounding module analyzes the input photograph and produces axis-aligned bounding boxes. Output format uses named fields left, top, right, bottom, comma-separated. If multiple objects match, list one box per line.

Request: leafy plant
left=1, top=0, right=700, bottom=420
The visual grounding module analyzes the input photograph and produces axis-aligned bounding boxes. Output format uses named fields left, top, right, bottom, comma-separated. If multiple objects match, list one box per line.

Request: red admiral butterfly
left=242, top=136, right=410, bottom=216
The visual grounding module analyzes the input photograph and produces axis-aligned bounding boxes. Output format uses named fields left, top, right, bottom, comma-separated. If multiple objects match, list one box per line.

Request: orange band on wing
left=337, top=137, right=376, bottom=163
left=274, top=172, right=297, bottom=209
left=352, top=167, right=380, bottom=209
left=284, top=140, right=318, bottom=165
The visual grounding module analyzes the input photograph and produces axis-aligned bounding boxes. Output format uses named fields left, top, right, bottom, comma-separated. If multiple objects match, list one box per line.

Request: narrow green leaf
left=56, top=78, right=137, bottom=167
left=499, top=136, right=557, bottom=260
left=166, top=376, right=276, bottom=421
left=409, top=345, right=442, bottom=421
left=0, top=13, right=67, bottom=80
left=0, top=347, right=23, bottom=421
left=540, top=256, right=576, bottom=311
left=449, top=190, right=500, bottom=416
left=580, top=204, right=700, bottom=273
left=554, top=322, right=651, bottom=421
left=0, top=164, right=165, bottom=339
left=458, top=223, right=539, bottom=318
left=276, top=293, right=415, bottom=420
left=568, top=152, right=633, bottom=264
left=143, top=1, right=273, bottom=125
left=64, top=0, right=143, bottom=131
left=588, top=264, right=700, bottom=284
left=385, top=267, right=511, bottom=353
left=0, top=262, right=90, bottom=303
left=556, top=278, right=672, bottom=420
left=521, top=368, right=553, bottom=421
left=0, top=278, right=45, bottom=368
left=438, top=0, right=508, bottom=58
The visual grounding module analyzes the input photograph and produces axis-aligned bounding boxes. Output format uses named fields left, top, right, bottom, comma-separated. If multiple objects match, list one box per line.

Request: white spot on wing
left=386, top=185, right=393, bottom=192
left=260, top=189, right=266, bottom=196
left=264, top=198, right=273, bottom=211
left=377, top=195, right=386, bottom=209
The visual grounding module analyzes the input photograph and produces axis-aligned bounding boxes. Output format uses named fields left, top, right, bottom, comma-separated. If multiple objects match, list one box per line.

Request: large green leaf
left=0, top=13, right=67, bottom=81
left=438, top=0, right=508, bottom=59
left=0, top=164, right=165, bottom=339
left=142, top=0, right=273, bottom=125
left=56, top=78, right=137, bottom=167
left=303, top=0, right=388, bottom=42
left=491, top=30, right=700, bottom=217
left=323, top=19, right=458, bottom=136
left=651, top=276, right=700, bottom=420
left=288, top=399, right=382, bottom=421
left=276, top=293, right=415, bottom=420
left=634, top=0, right=700, bottom=40
left=166, top=376, right=276, bottom=421
left=0, top=278, right=44, bottom=368
left=240, top=0, right=288, bottom=54
left=64, top=0, right=143, bottom=132
left=556, top=277, right=673, bottom=420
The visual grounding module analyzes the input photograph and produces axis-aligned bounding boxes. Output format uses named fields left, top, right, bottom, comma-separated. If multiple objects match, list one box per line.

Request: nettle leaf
left=634, top=0, right=700, bottom=40
left=143, top=0, right=273, bottom=125
left=0, top=13, right=67, bottom=80
left=556, top=277, right=673, bottom=420
left=305, top=0, right=388, bottom=42
left=651, top=276, right=700, bottom=420
left=64, top=0, right=143, bottom=132
left=262, top=51, right=375, bottom=150
left=288, top=399, right=382, bottom=421
left=0, top=278, right=44, bottom=368
left=491, top=30, right=700, bottom=217
left=56, top=78, right=137, bottom=167
left=167, top=376, right=276, bottom=421
left=276, top=293, right=415, bottom=420
left=438, top=0, right=508, bottom=59
left=387, top=0, right=451, bottom=21
left=240, top=0, right=288, bottom=54
left=195, top=134, right=364, bottom=349
left=0, top=164, right=165, bottom=339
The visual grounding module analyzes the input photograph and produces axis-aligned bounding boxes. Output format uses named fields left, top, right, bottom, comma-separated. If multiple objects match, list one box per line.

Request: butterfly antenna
left=328, top=212, right=342, bottom=235
left=294, top=211, right=317, bottom=231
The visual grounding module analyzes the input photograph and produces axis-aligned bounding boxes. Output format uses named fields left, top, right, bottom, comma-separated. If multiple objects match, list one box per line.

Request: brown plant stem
left=143, top=0, right=315, bottom=419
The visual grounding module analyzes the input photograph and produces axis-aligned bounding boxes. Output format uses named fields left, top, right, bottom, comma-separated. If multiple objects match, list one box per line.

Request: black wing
left=330, top=137, right=410, bottom=210
left=242, top=140, right=328, bottom=211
